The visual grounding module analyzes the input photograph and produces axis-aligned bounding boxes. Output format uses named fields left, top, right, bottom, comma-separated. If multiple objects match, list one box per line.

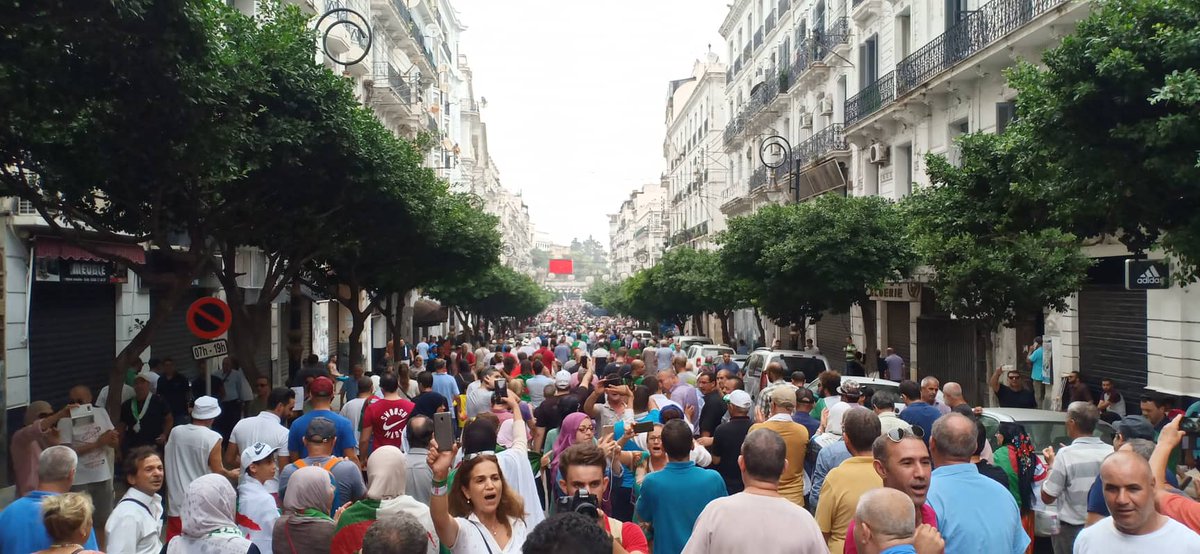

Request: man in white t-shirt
left=340, top=376, right=376, bottom=441
left=226, top=387, right=295, bottom=486
left=61, top=385, right=118, bottom=546
left=825, top=380, right=866, bottom=435
left=1074, top=451, right=1200, bottom=551
left=164, top=396, right=240, bottom=542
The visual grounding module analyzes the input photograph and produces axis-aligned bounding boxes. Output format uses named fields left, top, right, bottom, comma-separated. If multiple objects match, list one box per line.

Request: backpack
left=292, top=457, right=346, bottom=510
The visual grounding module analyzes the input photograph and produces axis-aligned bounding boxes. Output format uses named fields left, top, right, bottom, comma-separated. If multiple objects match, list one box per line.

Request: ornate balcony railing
left=426, top=112, right=438, bottom=132
left=845, top=71, right=894, bottom=126
left=749, top=166, right=769, bottom=190
left=795, top=124, right=848, bottom=167
left=766, top=10, right=776, bottom=34
left=815, top=12, right=849, bottom=57
left=754, top=28, right=764, bottom=50
left=328, top=0, right=370, bottom=48
left=789, top=39, right=817, bottom=90
left=778, top=0, right=791, bottom=15
left=852, top=0, right=863, bottom=7
left=897, top=0, right=1066, bottom=96
left=372, top=61, right=412, bottom=102
left=743, top=43, right=751, bottom=61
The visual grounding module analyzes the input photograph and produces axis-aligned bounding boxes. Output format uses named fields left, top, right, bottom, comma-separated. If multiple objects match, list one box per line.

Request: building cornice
left=719, top=0, right=752, bottom=37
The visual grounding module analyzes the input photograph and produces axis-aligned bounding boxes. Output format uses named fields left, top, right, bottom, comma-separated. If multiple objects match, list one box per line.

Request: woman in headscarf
left=331, top=446, right=436, bottom=554
left=168, top=474, right=259, bottom=554
left=994, top=421, right=1038, bottom=554
left=272, top=466, right=340, bottom=554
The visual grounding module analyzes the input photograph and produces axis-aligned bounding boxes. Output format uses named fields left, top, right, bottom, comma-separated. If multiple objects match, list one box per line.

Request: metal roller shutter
left=1077, top=286, right=1146, bottom=414
left=29, top=283, right=117, bottom=406
left=252, top=304, right=272, bottom=377
left=886, top=302, right=912, bottom=366
left=816, top=311, right=852, bottom=371
left=917, top=317, right=984, bottom=404
left=149, top=289, right=208, bottom=379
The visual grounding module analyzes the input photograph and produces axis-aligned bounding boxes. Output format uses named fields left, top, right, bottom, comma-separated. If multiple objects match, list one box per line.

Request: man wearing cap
left=1085, top=417, right=1177, bottom=526
left=288, top=376, right=359, bottom=465
left=533, top=369, right=576, bottom=451
left=227, top=387, right=294, bottom=476
left=238, top=443, right=281, bottom=553
left=120, top=371, right=173, bottom=451
left=792, top=388, right=821, bottom=437
left=749, top=386, right=811, bottom=507
left=279, top=417, right=366, bottom=511
left=164, top=396, right=239, bottom=541
left=700, top=389, right=755, bottom=494
left=824, top=379, right=866, bottom=436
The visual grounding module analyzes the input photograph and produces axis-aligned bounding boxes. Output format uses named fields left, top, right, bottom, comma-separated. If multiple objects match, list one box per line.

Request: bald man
left=940, top=382, right=976, bottom=417
left=853, top=488, right=943, bottom=554
left=1073, top=451, right=1200, bottom=551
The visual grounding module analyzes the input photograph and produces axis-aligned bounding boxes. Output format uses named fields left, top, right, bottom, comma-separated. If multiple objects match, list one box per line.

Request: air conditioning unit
left=820, top=97, right=834, bottom=115
left=801, top=113, right=814, bottom=128
left=868, top=143, right=890, bottom=164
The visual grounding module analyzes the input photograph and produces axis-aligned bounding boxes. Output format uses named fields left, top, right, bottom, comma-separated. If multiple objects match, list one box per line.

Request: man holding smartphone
left=557, top=443, right=648, bottom=554
left=584, top=371, right=634, bottom=432
left=465, top=368, right=502, bottom=419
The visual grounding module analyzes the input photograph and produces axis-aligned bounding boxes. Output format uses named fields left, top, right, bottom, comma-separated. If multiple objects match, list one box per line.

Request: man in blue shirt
left=635, top=419, right=726, bottom=554
left=897, top=380, right=940, bottom=444
left=0, top=446, right=100, bottom=554
left=1026, top=337, right=1046, bottom=408
left=713, top=351, right=740, bottom=376
left=429, top=358, right=460, bottom=414
left=287, top=377, right=358, bottom=463
left=926, top=413, right=1028, bottom=554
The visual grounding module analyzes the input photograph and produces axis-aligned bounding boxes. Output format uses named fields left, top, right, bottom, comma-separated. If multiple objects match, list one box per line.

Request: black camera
left=1181, top=416, right=1200, bottom=435
left=557, top=490, right=600, bottom=519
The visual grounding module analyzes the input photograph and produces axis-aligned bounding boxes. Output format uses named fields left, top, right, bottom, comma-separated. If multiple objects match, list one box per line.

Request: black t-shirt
left=156, top=374, right=193, bottom=417
left=710, top=417, right=754, bottom=494
left=996, top=385, right=1037, bottom=408
left=412, top=391, right=451, bottom=418
left=535, top=395, right=563, bottom=430
left=698, top=390, right=726, bottom=436
left=121, top=394, right=170, bottom=448
left=976, top=461, right=1011, bottom=489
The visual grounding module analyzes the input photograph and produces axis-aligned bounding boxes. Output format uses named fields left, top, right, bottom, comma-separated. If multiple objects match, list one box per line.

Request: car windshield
left=982, top=417, right=1114, bottom=451
left=700, top=347, right=733, bottom=357
left=780, top=355, right=825, bottom=382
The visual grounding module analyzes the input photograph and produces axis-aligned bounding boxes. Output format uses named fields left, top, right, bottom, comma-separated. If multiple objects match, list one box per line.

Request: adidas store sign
left=1125, top=259, right=1170, bottom=290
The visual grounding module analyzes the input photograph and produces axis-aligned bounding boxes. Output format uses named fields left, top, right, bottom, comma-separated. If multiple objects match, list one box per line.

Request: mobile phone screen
left=433, top=412, right=454, bottom=450
left=632, top=421, right=654, bottom=434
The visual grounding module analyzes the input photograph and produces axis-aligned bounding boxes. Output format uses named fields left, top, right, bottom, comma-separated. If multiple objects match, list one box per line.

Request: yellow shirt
left=814, top=455, right=882, bottom=554
left=749, top=419, right=810, bottom=507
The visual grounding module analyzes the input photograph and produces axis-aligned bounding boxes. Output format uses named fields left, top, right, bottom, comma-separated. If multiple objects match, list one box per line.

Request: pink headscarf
left=551, top=412, right=591, bottom=479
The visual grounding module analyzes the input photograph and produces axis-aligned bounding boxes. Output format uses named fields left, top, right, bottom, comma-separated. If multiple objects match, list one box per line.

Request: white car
left=686, top=344, right=736, bottom=364
left=979, top=408, right=1115, bottom=538
left=743, top=349, right=830, bottom=400
left=804, top=376, right=903, bottom=410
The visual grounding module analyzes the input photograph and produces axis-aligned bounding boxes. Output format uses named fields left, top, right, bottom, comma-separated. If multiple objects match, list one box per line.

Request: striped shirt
left=1041, top=436, right=1112, bottom=525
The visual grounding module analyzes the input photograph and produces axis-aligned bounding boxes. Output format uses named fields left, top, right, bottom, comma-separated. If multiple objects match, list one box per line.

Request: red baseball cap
left=310, top=376, right=335, bottom=397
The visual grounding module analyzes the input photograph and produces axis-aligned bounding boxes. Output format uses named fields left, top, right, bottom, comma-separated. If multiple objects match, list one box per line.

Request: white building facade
left=664, top=53, right=730, bottom=251
left=609, top=183, right=668, bottom=281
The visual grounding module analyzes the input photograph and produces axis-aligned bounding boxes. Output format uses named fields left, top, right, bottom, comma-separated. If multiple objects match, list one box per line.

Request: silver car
left=743, top=349, right=830, bottom=400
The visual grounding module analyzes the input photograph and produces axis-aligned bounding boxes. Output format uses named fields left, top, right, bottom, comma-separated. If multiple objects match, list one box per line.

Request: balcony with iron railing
left=788, top=39, right=818, bottom=91
left=896, top=0, right=1067, bottom=96
left=749, top=166, right=769, bottom=190
left=795, top=124, right=848, bottom=167
left=325, top=0, right=371, bottom=49
left=766, top=10, right=776, bottom=34
left=754, top=27, right=764, bottom=50
left=844, top=71, right=894, bottom=126
left=778, top=0, right=791, bottom=15
left=814, top=10, right=850, bottom=59
left=371, top=61, right=413, bottom=109
left=425, top=112, right=438, bottom=132
left=743, top=43, right=752, bottom=61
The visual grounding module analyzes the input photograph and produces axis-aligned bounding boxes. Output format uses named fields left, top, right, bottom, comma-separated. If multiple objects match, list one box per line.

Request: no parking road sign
left=187, top=297, right=232, bottom=340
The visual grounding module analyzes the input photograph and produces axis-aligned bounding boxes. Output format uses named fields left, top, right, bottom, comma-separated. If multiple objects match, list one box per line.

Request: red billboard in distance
left=548, top=259, right=574, bottom=274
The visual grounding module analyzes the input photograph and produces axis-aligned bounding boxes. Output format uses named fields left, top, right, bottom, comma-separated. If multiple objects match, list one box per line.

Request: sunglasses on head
left=886, top=426, right=924, bottom=442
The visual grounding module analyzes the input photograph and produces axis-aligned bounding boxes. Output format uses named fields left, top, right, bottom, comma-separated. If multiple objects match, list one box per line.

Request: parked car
left=674, top=335, right=713, bottom=351
left=979, top=408, right=1115, bottom=538
left=804, top=376, right=903, bottom=410
left=632, top=330, right=654, bottom=343
left=686, top=344, right=736, bottom=365
left=743, top=349, right=830, bottom=400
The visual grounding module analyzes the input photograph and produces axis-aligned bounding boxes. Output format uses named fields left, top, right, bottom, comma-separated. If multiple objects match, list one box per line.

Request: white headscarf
left=168, top=474, right=255, bottom=554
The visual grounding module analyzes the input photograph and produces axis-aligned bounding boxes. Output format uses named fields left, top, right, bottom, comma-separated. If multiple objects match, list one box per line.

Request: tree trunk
left=861, top=301, right=878, bottom=363
left=691, top=313, right=703, bottom=335
left=752, top=306, right=767, bottom=347
left=224, top=285, right=270, bottom=382
left=104, top=270, right=197, bottom=421
left=982, top=323, right=997, bottom=407
left=347, top=307, right=366, bottom=370
left=717, top=311, right=732, bottom=346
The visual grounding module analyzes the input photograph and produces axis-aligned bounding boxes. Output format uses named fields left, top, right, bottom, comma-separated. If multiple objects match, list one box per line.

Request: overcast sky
left=454, top=0, right=729, bottom=248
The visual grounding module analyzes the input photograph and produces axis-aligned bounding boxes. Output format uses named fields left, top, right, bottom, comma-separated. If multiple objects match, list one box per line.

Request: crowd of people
left=3, top=309, right=1200, bottom=554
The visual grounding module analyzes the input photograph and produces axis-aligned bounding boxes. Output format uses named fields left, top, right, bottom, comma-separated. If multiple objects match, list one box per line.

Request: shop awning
left=413, top=298, right=448, bottom=327
left=34, top=236, right=146, bottom=264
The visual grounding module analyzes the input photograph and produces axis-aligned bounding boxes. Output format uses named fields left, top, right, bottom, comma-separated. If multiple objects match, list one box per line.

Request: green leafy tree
left=906, top=133, right=1093, bottom=370
left=720, top=195, right=914, bottom=345
left=1005, top=0, right=1200, bottom=279
left=426, top=264, right=550, bottom=337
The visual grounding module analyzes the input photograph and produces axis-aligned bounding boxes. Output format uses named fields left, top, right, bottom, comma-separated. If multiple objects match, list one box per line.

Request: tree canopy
left=719, top=194, right=914, bottom=332
left=1004, top=0, right=1200, bottom=279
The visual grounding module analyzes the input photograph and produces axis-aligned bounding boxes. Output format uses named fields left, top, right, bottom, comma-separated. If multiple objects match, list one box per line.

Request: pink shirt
left=844, top=501, right=938, bottom=554
left=11, top=421, right=55, bottom=496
